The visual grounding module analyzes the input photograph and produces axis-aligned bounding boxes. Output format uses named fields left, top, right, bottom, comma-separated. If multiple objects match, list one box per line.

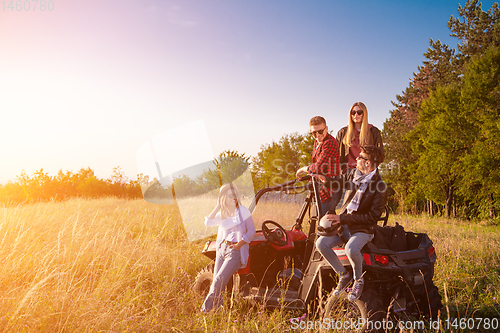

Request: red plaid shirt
left=307, top=133, right=340, bottom=202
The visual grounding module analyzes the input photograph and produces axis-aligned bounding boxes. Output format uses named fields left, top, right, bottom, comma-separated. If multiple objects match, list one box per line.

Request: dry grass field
left=0, top=198, right=498, bottom=332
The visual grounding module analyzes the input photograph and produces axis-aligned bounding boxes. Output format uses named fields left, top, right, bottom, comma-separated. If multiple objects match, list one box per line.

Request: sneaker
left=348, top=277, right=364, bottom=302
left=332, top=272, right=351, bottom=297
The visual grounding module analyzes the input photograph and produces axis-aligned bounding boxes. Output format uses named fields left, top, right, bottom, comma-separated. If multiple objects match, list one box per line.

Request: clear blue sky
left=0, top=0, right=496, bottom=183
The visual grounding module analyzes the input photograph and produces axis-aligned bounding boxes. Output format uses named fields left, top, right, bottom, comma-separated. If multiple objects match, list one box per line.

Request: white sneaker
left=332, top=272, right=351, bottom=297
left=348, top=277, right=364, bottom=302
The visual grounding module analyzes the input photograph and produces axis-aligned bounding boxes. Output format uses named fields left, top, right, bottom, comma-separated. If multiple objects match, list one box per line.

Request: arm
left=316, top=167, right=354, bottom=191
left=233, top=207, right=256, bottom=250
left=296, top=166, right=309, bottom=178
left=339, top=181, right=387, bottom=229
left=204, top=202, right=222, bottom=227
left=336, top=127, right=346, bottom=148
left=336, top=127, right=349, bottom=170
left=371, top=126, right=384, bottom=152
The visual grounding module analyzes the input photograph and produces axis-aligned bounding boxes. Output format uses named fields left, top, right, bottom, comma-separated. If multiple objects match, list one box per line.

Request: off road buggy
left=194, top=176, right=442, bottom=331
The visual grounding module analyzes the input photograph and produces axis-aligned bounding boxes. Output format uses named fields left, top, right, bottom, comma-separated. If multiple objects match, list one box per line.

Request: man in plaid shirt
left=296, top=116, right=341, bottom=217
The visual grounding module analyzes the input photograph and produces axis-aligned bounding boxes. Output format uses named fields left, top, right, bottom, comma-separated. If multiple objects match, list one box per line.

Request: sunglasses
left=350, top=110, right=363, bottom=116
left=356, top=155, right=369, bottom=161
left=310, top=127, right=327, bottom=136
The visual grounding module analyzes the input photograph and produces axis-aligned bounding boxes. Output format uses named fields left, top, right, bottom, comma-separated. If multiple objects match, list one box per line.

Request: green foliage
left=458, top=45, right=500, bottom=219
left=251, top=132, right=311, bottom=190
left=383, top=38, right=460, bottom=213
left=449, top=0, right=500, bottom=61
left=411, top=83, right=470, bottom=217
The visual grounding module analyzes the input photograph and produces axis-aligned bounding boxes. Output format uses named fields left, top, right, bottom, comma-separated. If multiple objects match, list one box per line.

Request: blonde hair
left=343, top=102, right=370, bottom=147
left=219, top=183, right=241, bottom=219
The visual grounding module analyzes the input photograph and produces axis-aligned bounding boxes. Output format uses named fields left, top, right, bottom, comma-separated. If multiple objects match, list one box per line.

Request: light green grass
left=0, top=199, right=498, bottom=332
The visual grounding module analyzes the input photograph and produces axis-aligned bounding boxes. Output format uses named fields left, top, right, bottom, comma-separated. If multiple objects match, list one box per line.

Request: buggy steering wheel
left=262, top=220, right=289, bottom=247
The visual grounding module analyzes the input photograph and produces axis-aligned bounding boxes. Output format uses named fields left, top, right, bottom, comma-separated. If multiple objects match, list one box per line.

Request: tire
left=322, top=287, right=385, bottom=333
left=193, top=263, right=233, bottom=297
left=418, top=282, right=442, bottom=319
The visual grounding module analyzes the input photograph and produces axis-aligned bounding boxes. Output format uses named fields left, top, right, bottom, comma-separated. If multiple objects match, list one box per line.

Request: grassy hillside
left=0, top=198, right=498, bottom=332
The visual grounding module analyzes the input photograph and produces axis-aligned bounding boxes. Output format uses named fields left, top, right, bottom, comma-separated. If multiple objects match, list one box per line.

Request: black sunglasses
left=310, top=127, right=327, bottom=136
left=350, top=110, right=363, bottom=115
left=357, top=155, right=369, bottom=161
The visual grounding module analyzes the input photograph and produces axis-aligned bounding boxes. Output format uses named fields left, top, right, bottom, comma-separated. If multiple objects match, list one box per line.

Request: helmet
left=317, top=212, right=342, bottom=237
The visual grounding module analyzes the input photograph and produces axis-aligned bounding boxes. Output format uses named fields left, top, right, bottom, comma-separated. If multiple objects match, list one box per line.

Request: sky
left=0, top=0, right=497, bottom=184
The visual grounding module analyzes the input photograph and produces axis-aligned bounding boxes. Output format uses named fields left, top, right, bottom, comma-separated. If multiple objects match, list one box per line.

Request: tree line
left=0, top=167, right=143, bottom=205
left=0, top=150, right=255, bottom=206
left=142, top=150, right=253, bottom=201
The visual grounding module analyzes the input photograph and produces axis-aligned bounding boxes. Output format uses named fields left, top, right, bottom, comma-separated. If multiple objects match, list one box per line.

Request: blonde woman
left=201, top=183, right=255, bottom=313
left=336, top=102, right=383, bottom=173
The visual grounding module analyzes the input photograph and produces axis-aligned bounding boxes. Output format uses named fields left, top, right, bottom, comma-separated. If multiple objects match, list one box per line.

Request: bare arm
left=205, top=202, right=222, bottom=226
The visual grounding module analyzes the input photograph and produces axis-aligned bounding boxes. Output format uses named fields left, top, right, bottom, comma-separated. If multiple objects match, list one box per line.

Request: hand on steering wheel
left=262, top=220, right=289, bottom=247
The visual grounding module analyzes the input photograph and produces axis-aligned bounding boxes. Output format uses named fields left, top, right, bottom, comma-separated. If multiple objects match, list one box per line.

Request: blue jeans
left=319, top=190, right=343, bottom=218
left=201, top=243, right=241, bottom=312
left=316, top=231, right=373, bottom=280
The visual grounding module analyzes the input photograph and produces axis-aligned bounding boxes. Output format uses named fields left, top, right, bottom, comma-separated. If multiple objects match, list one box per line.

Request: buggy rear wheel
left=418, top=282, right=442, bottom=319
left=193, top=263, right=233, bottom=297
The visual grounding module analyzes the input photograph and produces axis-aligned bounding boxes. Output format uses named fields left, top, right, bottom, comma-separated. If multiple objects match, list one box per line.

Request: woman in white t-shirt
left=336, top=102, right=384, bottom=174
left=201, top=183, right=255, bottom=313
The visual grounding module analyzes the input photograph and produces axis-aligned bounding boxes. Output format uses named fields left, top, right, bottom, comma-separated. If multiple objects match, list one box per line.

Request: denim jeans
left=316, top=231, right=374, bottom=280
left=201, top=242, right=241, bottom=312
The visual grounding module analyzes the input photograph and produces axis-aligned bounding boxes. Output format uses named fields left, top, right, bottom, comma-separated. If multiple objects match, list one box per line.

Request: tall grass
left=0, top=198, right=204, bottom=332
left=0, top=199, right=498, bottom=332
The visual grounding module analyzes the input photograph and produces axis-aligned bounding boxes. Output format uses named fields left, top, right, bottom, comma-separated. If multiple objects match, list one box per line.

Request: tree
left=15, top=169, right=54, bottom=202
left=142, top=149, right=253, bottom=202
left=449, top=0, right=500, bottom=63
left=171, top=174, right=198, bottom=199
left=77, top=175, right=111, bottom=198
left=411, top=83, right=471, bottom=217
left=383, top=39, right=459, bottom=213
left=383, top=0, right=500, bottom=218
left=109, top=166, right=129, bottom=198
